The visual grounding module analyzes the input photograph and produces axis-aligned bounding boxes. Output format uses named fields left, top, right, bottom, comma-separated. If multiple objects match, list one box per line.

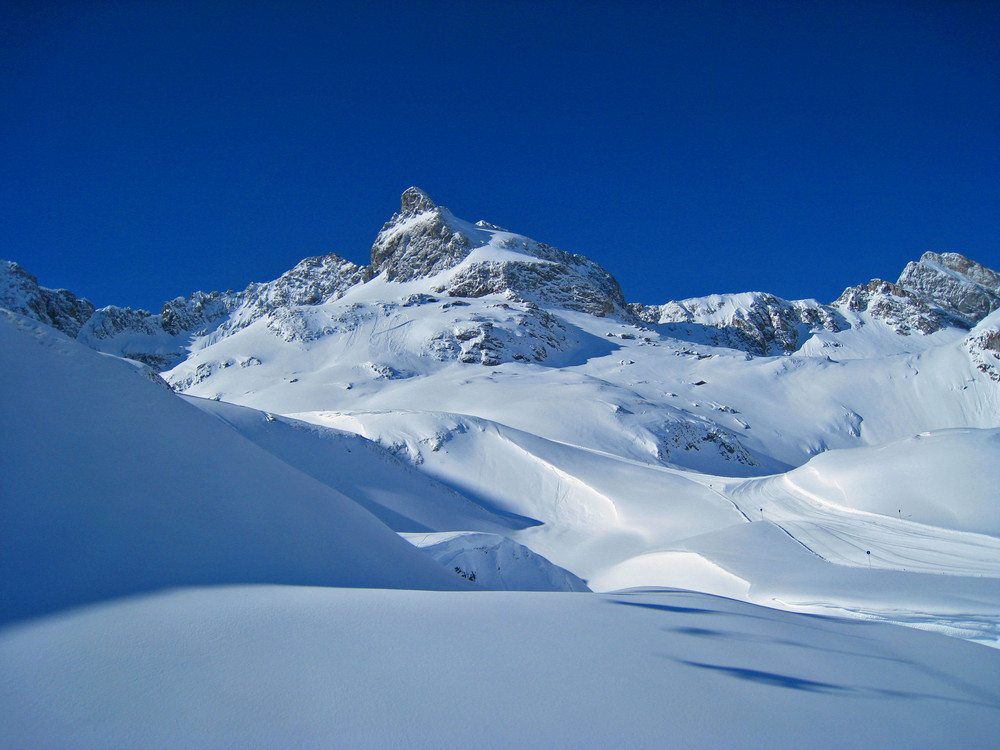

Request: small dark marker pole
left=866, top=550, right=871, bottom=570
left=759, top=508, right=764, bottom=521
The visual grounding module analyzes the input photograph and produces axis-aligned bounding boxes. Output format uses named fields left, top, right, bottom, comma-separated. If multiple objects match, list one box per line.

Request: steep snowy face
left=965, top=310, right=1000, bottom=382
left=369, top=187, right=633, bottom=318
left=633, top=292, right=842, bottom=357
left=897, top=251, right=1000, bottom=325
left=833, top=278, right=949, bottom=335
left=0, top=260, right=95, bottom=338
left=0, top=311, right=467, bottom=623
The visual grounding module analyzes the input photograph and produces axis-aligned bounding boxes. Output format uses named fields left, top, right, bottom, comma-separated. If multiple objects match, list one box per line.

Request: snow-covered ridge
left=4, top=190, right=998, bottom=367
left=368, top=187, right=634, bottom=318
left=0, top=260, right=94, bottom=338
left=633, top=291, right=842, bottom=357
left=74, top=252, right=365, bottom=368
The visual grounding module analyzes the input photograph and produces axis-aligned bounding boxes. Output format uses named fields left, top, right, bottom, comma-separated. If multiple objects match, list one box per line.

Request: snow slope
left=0, top=311, right=465, bottom=625
left=403, top=532, right=591, bottom=592
left=113, top=189, right=998, bottom=643
left=182, top=396, right=522, bottom=534
left=781, top=428, right=1000, bottom=536
left=3, top=585, right=998, bottom=750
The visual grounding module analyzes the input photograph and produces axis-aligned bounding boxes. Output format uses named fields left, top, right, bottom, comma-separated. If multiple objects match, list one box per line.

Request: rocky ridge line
left=2, top=190, right=999, bottom=367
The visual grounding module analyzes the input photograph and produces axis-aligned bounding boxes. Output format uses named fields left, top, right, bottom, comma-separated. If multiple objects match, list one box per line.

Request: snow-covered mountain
left=7, top=188, right=997, bottom=373
left=1, top=259, right=95, bottom=337
left=3, top=188, right=1000, bottom=745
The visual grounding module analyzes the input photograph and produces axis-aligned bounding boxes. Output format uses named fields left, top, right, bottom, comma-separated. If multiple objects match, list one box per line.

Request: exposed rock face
left=426, top=302, right=572, bottom=366
left=370, top=188, right=633, bottom=320
left=368, top=188, right=488, bottom=283
left=160, top=291, right=241, bottom=336
left=0, top=261, right=95, bottom=338
left=634, top=292, right=841, bottom=356
left=78, top=293, right=240, bottom=369
left=897, top=252, right=1000, bottom=325
left=227, top=253, right=364, bottom=334
left=77, top=252, right=363, bottom=368
left=632, top=252, right=999, bottom=354
left=654, top=418, right=760, bottom=469
left=833, top=279, right=949, bottom=335
left=966, top=318, right=1000, bottom=382
left=441, top=248, right=631, bottom=318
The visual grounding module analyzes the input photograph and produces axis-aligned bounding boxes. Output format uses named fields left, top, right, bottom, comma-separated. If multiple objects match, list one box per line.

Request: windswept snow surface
left=181, top=396, right=520, bottom=534
left=299, top=408, right=1000, bottom=646
left=781, top=428, right=1000, bottom=536
left=2, top=585, right=999, bottom=750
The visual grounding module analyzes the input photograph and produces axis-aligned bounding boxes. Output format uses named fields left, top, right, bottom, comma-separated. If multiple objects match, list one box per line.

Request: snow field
left=3, top=585, right=999, bottom=750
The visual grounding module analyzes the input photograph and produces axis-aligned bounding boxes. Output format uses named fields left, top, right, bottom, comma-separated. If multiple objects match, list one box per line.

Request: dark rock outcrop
left=0, top=260, right=95, bottom=338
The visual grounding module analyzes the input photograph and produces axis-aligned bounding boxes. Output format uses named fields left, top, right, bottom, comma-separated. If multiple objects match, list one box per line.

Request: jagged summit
left=0, top=260, right=95, bottom=338
left=897, top=251, right=1000, bottom=325
left=399, top=186, right=437, bottom=214
left=366, top=188, right=632, bottom=318
left=368, top=188, right=487, bottom=283
left=3, top=186, right=999, bottom=371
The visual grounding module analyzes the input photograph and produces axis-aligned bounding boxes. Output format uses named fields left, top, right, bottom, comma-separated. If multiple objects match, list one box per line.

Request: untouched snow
left=0, top=311, right=464, bottom=625
left=2, top=585, right=998, bottom=750
left=298, top=408, right=1000, bottom=645
left=782, top=428, right=1000, bottom=536
left=403, top=532, right=590, bottom=591
left=182, top=396, right=520, bottom=534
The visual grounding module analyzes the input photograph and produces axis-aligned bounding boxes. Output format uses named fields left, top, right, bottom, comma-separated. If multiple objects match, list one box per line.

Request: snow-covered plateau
left=2, top=187, right=999, bottom=747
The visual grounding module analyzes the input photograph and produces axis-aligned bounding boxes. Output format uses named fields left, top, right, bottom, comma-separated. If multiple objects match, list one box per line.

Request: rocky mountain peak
left=833, top=278, right=947, bottom=335
left=0, top=260, right=95, bottom=338
left=368, top=188, right=486, bottom=283
left=365, top=189, right=634, bottom=319
left=399, top=186, right=438, bottom=215
left=897, top=251, right=1000, bottom=325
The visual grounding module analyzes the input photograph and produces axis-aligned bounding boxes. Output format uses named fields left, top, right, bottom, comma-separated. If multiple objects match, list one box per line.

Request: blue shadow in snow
left=608, top=599, right=719, bottom=615
left=678, top=660, right=850, bottom=694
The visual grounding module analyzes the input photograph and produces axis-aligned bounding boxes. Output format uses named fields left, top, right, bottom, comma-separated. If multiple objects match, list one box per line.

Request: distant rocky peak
left=365, top=189, right=634, bottom=319
left=0, top=260, right=95, bottom=338
left=833, top=278, right=948, bottom=335
left=368, top=188, right=490, bottom=283
left=897, top=251, right=1000, bottom=325
left=399, top=186, right=438, bottom=215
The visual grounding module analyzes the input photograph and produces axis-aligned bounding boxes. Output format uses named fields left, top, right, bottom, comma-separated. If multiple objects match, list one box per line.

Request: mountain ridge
left=3, top=188, right=998, bottom=367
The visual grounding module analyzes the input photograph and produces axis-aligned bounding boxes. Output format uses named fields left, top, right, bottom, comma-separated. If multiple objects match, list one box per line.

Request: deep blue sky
left=2, top=1, right=998, bottom=310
